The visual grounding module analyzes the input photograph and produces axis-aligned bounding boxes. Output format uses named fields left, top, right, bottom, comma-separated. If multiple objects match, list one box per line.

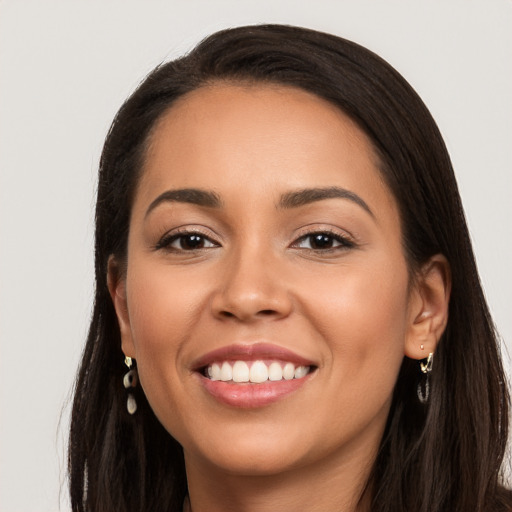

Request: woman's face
left=113, top=84, right=426, bottom=476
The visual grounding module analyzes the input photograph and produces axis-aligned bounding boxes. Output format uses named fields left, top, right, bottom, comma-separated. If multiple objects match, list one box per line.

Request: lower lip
left=199, top=373, right=313, bottom=408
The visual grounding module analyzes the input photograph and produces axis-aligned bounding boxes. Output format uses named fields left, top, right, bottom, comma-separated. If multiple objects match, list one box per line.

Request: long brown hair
left=69, top=24, right=510, bottom=511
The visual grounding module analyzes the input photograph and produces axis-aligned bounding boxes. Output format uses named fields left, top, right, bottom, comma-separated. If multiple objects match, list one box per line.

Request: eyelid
left=292, top=225, right=355, bottom=242
left=154, top=226, right=221, bottom=251
left=293, top=234, right=352, bottom=248
left=153, top=224, right=356, bottom=252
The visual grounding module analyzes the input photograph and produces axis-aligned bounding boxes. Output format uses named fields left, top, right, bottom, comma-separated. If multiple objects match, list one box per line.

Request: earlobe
left=405, top=254, right=451, bottom=360
left=107, top=255, right=136, bottom=359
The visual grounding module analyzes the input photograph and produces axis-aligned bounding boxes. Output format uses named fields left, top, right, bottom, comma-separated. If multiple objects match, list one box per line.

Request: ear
left=404, top=254, right=451, bottom=360
left=107, top=255, right=136, bottom=359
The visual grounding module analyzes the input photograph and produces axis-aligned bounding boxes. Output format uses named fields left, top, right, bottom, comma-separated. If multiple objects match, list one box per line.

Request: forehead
left=137, top=83, right=395, bottom=216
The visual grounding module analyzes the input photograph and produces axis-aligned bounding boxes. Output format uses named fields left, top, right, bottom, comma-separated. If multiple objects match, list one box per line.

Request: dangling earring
left=123, top=356, right=138, bottom=414
left=417, top=352, right=433, bottom=404
left=420, top=352, right=433, bottom=374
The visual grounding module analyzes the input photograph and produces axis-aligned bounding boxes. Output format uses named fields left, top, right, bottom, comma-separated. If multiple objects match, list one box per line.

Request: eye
left=156, top=231, right=219, bottom=251
left=293, top=232, right=354, bottom=251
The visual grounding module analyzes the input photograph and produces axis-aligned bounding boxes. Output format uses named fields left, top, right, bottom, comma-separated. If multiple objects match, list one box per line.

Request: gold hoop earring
left=420, top=352, right=433, bottom=374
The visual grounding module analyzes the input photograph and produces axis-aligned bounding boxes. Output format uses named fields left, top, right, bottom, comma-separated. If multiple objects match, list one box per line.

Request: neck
left=183, top=437, right=377, bottom=512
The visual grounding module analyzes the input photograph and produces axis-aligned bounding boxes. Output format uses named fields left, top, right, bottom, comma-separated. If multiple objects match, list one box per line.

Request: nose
left=210, top=245, right=293, bottom=323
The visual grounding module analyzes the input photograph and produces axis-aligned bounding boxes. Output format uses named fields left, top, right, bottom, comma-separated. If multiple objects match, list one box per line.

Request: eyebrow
left=278, top=186, right=374, bottom=217
left=145, top=185, right=373, bottom=218
left=145, top=188, right=222, bottom=218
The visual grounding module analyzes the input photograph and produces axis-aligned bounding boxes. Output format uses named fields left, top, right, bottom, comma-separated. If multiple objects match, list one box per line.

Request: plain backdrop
left=0, top=1, right=511, bottom=511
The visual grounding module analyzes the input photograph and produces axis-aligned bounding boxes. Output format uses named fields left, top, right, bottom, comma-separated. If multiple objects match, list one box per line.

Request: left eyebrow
left=278, top=186, right=374, bottom=217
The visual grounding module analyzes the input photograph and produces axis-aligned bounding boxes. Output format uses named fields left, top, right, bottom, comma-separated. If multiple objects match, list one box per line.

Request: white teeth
left=220, top=361, right=233, bottom=381
left=206, top=360, right=311, bottom=383
left=294, top=366, right=309, bottom=379
left=232, top=361, right=250, bottom=382
left=210, top=363, right=221, bottom=381
left=249, top=361, right=269, bottom=383
left=283, top=363, right=295, bottom=380
left=268, top=362, right=283, bottom=381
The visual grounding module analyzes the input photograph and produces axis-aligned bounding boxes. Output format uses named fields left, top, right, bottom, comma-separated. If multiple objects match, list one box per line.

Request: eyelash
left=292, top=230, right=355, bottom=251
left=155, top=229, right=355, bottom=253
left=155, top=228, right=219, bottom=252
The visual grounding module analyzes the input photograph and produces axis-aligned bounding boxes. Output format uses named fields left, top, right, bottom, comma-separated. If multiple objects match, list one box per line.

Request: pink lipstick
left=193, top=343, right=317, bottom=408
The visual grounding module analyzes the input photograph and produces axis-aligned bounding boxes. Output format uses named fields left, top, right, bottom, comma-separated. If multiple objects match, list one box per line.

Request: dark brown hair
left=69, top=24, right=511, bottom=511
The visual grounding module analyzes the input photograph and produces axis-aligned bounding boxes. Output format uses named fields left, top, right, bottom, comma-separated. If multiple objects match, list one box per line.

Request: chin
left=198, top=442, right=305, bottom=477
left=180, top=421, right=312, bottom=476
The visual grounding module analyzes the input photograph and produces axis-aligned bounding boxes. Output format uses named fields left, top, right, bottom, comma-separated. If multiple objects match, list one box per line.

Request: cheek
left=305, top=259, right=410, bottom=399
left=123, top=263, right=209, bottom=423
left=126, top=261, right=207, bottom=350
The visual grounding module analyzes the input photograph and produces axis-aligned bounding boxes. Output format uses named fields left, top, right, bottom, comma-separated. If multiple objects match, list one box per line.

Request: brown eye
left=177, top=234, right=207, bottom=250
left=309, top=234, right=335, bottom=249
left=156, top=232, right=218, bottom=251
left=294, top=232, right=354, bottom=251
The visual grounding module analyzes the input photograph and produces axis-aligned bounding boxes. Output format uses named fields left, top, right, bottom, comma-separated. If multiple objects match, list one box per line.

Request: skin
left=109, top=84, right=450, bottom=512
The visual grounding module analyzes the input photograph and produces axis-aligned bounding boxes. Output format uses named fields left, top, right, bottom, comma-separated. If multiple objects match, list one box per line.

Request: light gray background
left=1, top=1, right=511, bottom=511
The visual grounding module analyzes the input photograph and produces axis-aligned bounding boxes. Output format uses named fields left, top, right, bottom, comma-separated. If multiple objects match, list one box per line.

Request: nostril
left=219, top=309, right=277, bottom=319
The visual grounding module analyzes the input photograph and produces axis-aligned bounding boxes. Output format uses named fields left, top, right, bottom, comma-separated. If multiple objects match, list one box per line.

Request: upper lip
left=191, top=342, right=317, bottom=371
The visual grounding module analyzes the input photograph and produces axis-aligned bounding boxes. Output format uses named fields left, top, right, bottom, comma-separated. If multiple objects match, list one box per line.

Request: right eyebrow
left=144, top=188, right=222, bottom=219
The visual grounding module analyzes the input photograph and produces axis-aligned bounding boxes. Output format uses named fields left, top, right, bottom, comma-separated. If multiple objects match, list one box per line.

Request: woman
left=68, top=24, right=511, bottom=511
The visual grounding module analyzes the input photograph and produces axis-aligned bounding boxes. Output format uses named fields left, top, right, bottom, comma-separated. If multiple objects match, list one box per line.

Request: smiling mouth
left=203, top=360, right=314, bottom=383
left=193, top=343, right=318, bottom=407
